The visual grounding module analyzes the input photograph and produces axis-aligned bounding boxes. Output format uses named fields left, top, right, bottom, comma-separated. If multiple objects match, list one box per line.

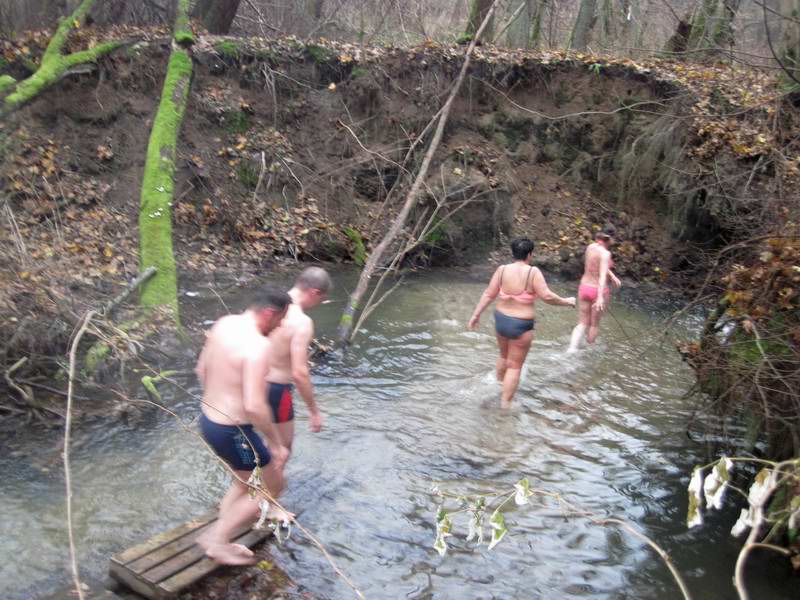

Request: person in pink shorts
left=568, top=225, right=622, bottom=352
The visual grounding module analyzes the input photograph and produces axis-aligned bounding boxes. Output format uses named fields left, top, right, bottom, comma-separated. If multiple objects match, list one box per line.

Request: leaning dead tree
left=137, top=0, right=194, bottom=317
left=0, top=0, right=122, bottom=114
left=336, top=1, right=499, bottom=344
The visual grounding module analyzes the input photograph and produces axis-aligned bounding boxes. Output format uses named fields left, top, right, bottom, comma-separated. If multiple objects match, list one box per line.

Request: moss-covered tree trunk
left=1, top=0, right=121, bottom=114
left=192, top=0, right=242, bottom=34
left=569, top=0, right=598, bottom=51
left=138, top=0, right=194, bottom=316
left=505, top=0, right=533, bottom=48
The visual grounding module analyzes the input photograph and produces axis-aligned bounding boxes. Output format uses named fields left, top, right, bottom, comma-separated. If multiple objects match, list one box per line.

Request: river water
left=0, top=268, right=793, bottom=599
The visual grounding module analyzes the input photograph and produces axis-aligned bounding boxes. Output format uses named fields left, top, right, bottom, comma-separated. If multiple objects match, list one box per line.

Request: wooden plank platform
left=109, top=512, right=272, bottom=600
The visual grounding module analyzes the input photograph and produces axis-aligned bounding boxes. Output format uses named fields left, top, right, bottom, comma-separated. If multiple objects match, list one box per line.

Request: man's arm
left=195, top=333, right=210, bottom=386
left=242, top=347, right=288, bottom=465
left=290, top=319, right=323, bottom=432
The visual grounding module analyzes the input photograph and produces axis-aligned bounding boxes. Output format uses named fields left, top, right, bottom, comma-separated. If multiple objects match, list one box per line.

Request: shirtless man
left=265, top=267, right=332, bottom=455
left=567, top=225, right=622, bottom=353
left=195, top=285, right=291, bottom=566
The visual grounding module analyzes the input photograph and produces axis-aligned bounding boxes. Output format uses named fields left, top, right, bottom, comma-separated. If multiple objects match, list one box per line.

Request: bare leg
left=568, top=298, right=592, bottom=353
left=500, top=330, right=533, bottom=408
left=199, top=463, right=286, bottom=565
left=276, top=420, right=295, bottom=455
left=587, top=297, right=607, bottom=344
left=217, top=477, right=248, bottom=516
left=495, top=335, right=509, bottom=382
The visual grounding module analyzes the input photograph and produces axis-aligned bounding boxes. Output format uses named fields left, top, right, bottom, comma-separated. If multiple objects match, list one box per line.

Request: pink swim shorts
left=578, top=284, right=611, bottom=303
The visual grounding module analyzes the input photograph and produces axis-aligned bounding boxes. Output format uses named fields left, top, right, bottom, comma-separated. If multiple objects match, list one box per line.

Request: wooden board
left=109, top=512, right=272, bottom=600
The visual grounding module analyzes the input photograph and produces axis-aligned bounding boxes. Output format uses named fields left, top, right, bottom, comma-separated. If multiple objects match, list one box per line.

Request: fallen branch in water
left=336, top=0, right=500, bottom=344
left=4, top=356, right=32, bottom=404
left=102, top=267, right=157, bottom=317
left=433, top=482, right=693, bottom=600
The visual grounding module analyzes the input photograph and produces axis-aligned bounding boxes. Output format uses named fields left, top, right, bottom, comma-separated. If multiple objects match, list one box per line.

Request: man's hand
left=564, top=296, right=576, bottom=308
left=309, top=409, right=323, bottom=432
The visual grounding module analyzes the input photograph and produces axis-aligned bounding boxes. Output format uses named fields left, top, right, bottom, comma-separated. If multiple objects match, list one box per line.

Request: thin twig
left=65, top=310, right=96, bottom=600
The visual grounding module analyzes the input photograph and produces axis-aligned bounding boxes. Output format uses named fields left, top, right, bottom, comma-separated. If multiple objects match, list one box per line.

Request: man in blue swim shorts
left=195, top=284, right=291, bottom=566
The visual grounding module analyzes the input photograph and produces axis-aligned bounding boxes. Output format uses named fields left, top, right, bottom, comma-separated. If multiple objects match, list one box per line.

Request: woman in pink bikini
left=568, top=225, right=621, bottom=353
left=469, top=238, right=576, bottom=408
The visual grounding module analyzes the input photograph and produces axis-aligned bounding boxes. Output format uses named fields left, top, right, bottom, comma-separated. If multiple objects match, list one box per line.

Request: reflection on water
left=0, top=268, right=792, bottom=599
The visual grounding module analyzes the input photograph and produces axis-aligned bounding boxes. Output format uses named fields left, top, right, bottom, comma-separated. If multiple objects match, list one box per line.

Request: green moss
left=4, top=39, right=119, bottom=112
left=456, top=33, right=474, bottom=45
left=174, top=0, right=194, bottom=45
left=0, top=75, right=16, bottom=94
left=84, top=341, right=110, bottom=375
left=214, top=40, right=241, bottom=60
left=306, top=44, right=333, bottom=64
left=138, top=47, right=193, bottom=317
left=351, top=66, right=368, bottom=79
left=254, top=48, right=277, bottom=62
left=224, top=110, right=250, bottom=134
left=236, top=163, right=259, bottom=188
left=343, top=226, right=367, bottom=265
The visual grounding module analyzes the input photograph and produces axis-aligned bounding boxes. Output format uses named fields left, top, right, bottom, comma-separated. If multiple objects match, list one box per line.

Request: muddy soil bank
left=0, top=33, right=792, bottom=422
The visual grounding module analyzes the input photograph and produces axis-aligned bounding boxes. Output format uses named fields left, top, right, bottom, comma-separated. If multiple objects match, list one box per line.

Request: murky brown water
left=0, top=268, right=793, bottom=599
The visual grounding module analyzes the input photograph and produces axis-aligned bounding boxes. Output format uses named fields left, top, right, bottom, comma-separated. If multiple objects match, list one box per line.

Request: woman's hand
left=593, top=294, right=606, bottom=312
left=468, top=315, right=480, bottom=330
left=610, top=273, right=622, bottom=288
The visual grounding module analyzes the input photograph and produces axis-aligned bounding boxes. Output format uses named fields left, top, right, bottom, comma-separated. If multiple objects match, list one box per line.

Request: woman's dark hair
left=510, top=238, right=535, bottom=260
left=595, top=224, right=617, bottom=241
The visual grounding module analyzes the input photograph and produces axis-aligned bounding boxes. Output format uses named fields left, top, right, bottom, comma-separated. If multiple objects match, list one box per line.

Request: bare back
left=581, top=242, right=611, bottom=286
left=265, top=304, right=313, bottom=384
left=199, top=314, right=270, bottom=425
left=495, top=263, right=538, bottom=320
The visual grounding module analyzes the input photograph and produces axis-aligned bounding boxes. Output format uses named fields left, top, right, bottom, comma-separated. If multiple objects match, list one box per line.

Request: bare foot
left=204, top=542, right=257, bottom=566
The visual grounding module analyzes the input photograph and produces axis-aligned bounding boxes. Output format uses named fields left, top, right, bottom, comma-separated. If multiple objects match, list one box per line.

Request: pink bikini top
left=498, top=266, right=537, bottom=304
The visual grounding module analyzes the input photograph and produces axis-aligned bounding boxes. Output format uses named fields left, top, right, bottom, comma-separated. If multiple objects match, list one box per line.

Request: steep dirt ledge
left=0, top=30, right=795, bottom=420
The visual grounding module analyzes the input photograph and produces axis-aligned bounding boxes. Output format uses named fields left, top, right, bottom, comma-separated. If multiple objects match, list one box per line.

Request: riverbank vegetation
left=0, top=0, right=798, bottom=595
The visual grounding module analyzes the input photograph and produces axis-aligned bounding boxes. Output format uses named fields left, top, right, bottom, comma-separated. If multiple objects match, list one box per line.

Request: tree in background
left=685, top=0, right=741, bottom=54
left=0, top=0, right=122, bottom=113
left=778, top=0, right=800, bottom=86
left=137, top=0, right=194, bottom=316
left=192, top=0, right=242, bottom=34
left=464, top=0, right=495, bottom=42
left=569, top=0, right=597, bottom=50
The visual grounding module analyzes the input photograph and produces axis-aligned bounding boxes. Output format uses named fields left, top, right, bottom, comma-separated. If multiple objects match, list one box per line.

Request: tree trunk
left=465, top=0, right=495, bottom=42
left=338, top=1, right=499, bottom=344
left=138, top=0, right=195, bottom=316
left=778, top=0, right=800, bottom=85
left=526, top=0, right=548, bottom=48
left=505, top=0, right=532, bottom=48
left=305, top=0, right=324, bottom=20
left=192, top=0, right=242, bottom=34
left=1, top=0, right=122, bottom=114
left=681, top=0, right=741, bottom=56
left=569, top=0, right=598, bottom=51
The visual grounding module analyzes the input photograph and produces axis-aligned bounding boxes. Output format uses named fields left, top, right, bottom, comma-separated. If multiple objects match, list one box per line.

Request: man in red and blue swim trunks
left=266, top=267, right=332, bottom=459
